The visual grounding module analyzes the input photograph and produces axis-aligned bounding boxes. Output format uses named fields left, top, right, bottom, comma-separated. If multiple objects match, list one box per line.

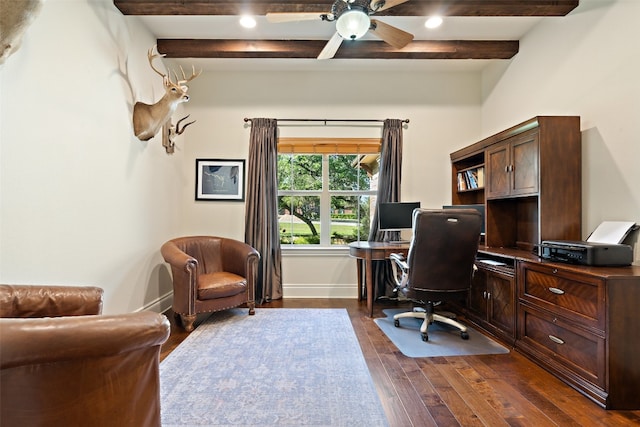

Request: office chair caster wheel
left=394, top=319, right=400, bottom=327
left=461, top=331, right=469, bottom=340
left=421, top=333, right=428, bottom=342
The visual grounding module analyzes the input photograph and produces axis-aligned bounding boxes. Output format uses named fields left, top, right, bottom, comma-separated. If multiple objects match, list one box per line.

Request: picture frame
left=195, top=159, right=245, bottom=201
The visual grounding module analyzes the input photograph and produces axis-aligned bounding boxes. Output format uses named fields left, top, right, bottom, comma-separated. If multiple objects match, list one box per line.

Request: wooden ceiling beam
left=157, top=39, right=519, bottom=60
left=114, top=1, right=579, bottom=17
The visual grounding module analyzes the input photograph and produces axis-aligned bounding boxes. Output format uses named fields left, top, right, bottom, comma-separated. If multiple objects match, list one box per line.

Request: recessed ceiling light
left=240, top=16, right=256, bottom=29
left=425, top=16, right=443, bottom=29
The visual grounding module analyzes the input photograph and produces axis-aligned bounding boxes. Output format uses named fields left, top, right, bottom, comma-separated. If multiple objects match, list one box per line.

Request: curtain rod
left=243, top=118, right=409, bottom=125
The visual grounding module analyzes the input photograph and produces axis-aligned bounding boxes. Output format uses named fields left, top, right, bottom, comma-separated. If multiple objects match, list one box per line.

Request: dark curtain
left=245, top=118, right=283, bottom=303
left=368, top=119, right=404, bottom=298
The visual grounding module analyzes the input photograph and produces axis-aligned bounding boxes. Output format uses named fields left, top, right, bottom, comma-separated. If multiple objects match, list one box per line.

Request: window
left=277, top=138, right=380, bottom=247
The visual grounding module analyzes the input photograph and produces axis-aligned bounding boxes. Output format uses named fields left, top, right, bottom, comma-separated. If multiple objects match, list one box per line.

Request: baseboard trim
left=136, top=285, right=357, bottom=311
left=137, top=292, right=173, bottom=314
left=283, top=284, right=358, bottom=299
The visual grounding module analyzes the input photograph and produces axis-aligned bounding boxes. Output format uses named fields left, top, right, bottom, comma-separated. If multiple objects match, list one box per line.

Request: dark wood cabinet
left=467, top=254, right=517, bottom=345
left=486, top=129, right=539, bottom=199
left=451, top=116, right=582, bottom=251
left=517, top=260, right=640, bottom=410
left=449, top=116, right=640, bottom=410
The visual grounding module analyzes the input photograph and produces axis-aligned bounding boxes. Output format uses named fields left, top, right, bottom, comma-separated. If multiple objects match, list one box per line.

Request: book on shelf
left=457, top=172, right=467, bottom=191
left=466, top=170, right=478, bottom=189
left=457, top=166, right=484, bottom=191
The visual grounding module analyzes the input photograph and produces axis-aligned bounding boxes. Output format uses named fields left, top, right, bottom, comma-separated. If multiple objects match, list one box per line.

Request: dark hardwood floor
left=161, top=299, right=640, bottom=426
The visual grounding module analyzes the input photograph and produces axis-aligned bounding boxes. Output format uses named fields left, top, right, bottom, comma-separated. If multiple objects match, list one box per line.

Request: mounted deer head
left=133, top=46, right=201, bottom=142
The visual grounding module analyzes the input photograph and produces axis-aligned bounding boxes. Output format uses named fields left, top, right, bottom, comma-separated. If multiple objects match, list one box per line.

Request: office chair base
left=393, top=310, right=469, bottom=342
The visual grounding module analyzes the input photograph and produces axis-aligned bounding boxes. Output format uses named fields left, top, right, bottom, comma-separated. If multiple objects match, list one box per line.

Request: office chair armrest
left=389, top=253, right=408, bottom=271
left=389, top=253, right=409, bottom=290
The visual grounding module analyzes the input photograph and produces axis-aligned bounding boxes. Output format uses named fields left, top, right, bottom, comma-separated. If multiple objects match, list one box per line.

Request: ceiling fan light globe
left=239, top=16, right=257, bottom=28
left=336, top=9, right=370, bottom=40
left=425, top=16, right=443, bottom=29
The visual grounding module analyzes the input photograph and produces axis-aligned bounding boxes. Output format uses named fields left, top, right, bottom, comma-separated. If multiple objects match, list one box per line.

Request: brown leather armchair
left=0, top=284, right=170, bottom=427
left=161, top=236, right=260, bottom=332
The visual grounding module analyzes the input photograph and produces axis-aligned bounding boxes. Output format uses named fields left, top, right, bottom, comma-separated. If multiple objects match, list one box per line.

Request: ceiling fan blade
left=266, top=12, right=325, bottom=23
left=370, top=19, right=414, bottom=49
left=370, top=0, right=410, bottom=13
left=318, top=31, right=343, bottom=60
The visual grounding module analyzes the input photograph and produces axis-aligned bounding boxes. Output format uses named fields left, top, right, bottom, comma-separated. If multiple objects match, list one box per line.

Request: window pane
left=329, top=154, right=375, bottom=191
left=278, top=154, right=322, bottom=191
left=278, top=195, right=321, bottom=245
left=330, top=195, right=372, bottom=244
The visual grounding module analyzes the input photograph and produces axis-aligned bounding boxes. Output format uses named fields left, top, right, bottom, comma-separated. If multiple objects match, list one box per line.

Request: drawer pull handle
left=548, top=287, right=565, bottom=295
left=548, top=335, right=565, bottom=345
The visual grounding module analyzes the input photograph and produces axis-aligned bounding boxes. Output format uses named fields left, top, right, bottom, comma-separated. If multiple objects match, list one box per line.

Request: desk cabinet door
left=486, top=143, right=510, bottom=198
left=486, top=130, right=539, bottom=199
left=510, top=132, right=539, bottom=196
left=468, top=265, right=516, bottom=343
left=468, top=268, right=488, bottom=319
left=488, top=272, right=516, bottom=337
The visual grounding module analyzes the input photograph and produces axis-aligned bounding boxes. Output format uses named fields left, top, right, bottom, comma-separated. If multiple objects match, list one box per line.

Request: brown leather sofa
left=0, top=284, right=170, bottom=427
left=161, top=236, right=260, bottom=331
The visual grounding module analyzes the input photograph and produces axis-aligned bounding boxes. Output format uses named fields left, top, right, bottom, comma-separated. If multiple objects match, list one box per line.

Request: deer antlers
left=146, top=47, right=201, bottom=87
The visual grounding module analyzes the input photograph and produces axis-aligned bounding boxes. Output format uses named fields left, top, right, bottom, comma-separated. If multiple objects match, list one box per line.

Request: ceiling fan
left=266, top=0, right=414, bottom=60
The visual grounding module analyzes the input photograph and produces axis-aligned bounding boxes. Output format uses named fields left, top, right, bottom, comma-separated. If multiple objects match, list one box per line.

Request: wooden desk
left=348, top=241, right=410, bottom=317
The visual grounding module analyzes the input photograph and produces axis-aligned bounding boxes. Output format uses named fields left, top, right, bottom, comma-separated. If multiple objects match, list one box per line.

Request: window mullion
left=320, top=154, right=331, bottom=245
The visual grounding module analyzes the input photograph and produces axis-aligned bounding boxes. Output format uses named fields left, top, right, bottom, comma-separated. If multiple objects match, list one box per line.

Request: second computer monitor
left=378, top=202, right=421, bottom=231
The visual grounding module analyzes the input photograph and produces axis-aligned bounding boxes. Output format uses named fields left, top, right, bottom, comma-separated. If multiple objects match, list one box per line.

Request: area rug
left=374, top=308, right=510, bottom=358
left=160, top=308, right=389, bottom=427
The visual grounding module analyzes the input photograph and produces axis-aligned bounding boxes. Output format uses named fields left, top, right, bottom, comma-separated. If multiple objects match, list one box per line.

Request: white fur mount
left=0, top=0, right=45, bottom=64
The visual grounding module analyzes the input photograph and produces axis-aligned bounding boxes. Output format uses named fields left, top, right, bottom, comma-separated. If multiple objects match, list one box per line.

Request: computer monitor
left=442, top=204, right=485, bottom=235
left=378, top=202, right=421, bottom=231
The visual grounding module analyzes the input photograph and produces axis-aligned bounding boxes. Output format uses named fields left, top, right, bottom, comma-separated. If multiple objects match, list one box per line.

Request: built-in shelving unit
left=445, top=117, right=640, bottom=410
left=456, top=165, right=484, bottom=192
left=450, top=116, right=583, bottom=352
left=451, top=152, right=484, bottom=206
left=450, top=116, right=582, bottom=251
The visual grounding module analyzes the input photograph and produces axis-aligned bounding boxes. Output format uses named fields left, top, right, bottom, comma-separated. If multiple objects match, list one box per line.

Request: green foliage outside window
left=278, top=153, right=376, bottom=245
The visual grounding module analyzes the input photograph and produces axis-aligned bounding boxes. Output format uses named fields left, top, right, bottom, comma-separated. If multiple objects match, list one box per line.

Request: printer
left=540, top=221, right=636, bottom=266
left=540, top=240, right=633, bottom=266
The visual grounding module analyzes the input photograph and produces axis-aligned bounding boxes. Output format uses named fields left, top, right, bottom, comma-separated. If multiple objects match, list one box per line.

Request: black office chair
left=390, top=209, right=482, bottom=342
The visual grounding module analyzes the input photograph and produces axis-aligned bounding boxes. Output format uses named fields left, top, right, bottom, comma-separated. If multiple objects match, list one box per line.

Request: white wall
left=0, top=0, right=182, bottom=313
left=481, top=0, right=640, bottom=263
left=180, top=70, right=482, bottom=297
left=3, top=0, right=635, bottom=308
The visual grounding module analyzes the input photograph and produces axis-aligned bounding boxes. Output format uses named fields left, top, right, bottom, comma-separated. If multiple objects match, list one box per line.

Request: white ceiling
left=136, top=14, right=545, bottom=72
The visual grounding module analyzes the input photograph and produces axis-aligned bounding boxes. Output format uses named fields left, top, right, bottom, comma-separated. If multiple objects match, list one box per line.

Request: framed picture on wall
left=195, top=159, right=245, bottom=201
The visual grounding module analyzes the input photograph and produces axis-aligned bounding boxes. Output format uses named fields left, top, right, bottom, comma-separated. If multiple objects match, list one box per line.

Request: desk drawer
left=519, top=305, right=605, bottom=389
left=519, top=262, right=604, bottom=329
